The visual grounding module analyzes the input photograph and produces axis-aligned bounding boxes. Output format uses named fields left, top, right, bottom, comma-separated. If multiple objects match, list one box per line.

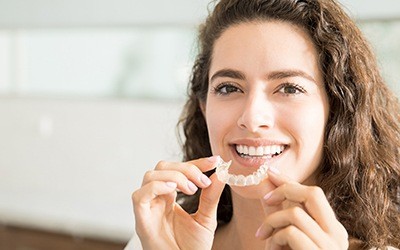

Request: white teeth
left=264, top=146, right=271, bottom=155
left=238, top=145, right=243, bottom=154
left=256, top=147, right=263, bottom=156
left=235, top=144, right=284, bottom=157
left=215, top=158, right=270, bottom=186
left=249, top=146, right=256, bottom=155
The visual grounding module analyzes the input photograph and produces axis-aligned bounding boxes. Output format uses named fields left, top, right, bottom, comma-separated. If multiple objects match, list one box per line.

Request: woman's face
left=204, top=21, right=329, bottom=197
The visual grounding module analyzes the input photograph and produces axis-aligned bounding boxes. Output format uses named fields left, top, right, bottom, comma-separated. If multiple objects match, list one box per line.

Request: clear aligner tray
left=215, top=158, right=268, bottom=186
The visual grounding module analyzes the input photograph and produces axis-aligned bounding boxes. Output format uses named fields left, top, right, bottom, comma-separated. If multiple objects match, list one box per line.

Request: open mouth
left=216, top=144, right=287, bottom=186
left=235, top=144, right=286, bottom=159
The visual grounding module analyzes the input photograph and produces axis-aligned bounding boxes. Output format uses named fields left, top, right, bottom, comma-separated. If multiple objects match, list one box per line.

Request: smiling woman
left=128, top=0, right=400, bottom=249
left=205, top=21, right=328, bottom=196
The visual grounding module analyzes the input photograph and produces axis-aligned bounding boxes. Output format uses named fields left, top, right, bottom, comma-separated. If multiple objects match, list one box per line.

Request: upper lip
left=230, top=138, right=289, bottom=147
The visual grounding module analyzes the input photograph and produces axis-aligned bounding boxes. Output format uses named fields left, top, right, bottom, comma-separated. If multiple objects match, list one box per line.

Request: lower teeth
left=215, top=158, right=269, bottom=186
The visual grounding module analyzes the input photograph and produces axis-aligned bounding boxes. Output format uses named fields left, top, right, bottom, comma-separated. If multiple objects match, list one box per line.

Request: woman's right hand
left=131, top=156, right=225, bottom=250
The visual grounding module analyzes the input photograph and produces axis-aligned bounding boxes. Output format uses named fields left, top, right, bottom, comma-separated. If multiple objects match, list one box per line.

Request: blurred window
left=359, top=20, right=400, bottom=97
left=0, top=27, right=196, bottom=100
left=0, top=21, right=399, bottom=99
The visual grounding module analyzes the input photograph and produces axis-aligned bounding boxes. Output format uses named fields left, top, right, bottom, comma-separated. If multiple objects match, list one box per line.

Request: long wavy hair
left=177, top=0, right=400, bottom=248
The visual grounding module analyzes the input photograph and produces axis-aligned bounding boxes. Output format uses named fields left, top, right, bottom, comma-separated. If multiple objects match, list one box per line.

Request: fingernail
left=255, top=227, right=262, bottom=238
left=269, top=166, right=280, bottom=175
left=200, top=174, right=212, bottom=186
left=207, top=155, right=221, bottom=163
left=187, top=181, right=198, bottom=193
left=263, top=191, right=273, bottom=200
left=166, top=182, right=177, bottom=188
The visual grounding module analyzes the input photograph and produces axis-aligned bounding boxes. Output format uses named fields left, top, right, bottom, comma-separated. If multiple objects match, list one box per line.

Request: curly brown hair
left=177, top=0, right=400, bottom=248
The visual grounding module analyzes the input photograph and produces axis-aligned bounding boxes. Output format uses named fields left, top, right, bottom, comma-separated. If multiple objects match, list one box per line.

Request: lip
left=230, top=138, right=289, bottom=147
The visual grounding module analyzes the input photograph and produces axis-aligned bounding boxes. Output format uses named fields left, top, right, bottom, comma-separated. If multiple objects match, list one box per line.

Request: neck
left=231, top=191, right=265, bottom=235
left=214, top=191, right=267, bottom=249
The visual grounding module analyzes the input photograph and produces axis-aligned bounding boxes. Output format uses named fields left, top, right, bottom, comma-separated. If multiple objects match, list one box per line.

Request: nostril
left=237, top=111, right=274, bottom=132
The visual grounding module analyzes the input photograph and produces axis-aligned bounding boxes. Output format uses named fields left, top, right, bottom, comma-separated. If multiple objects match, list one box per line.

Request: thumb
left=193, top=173, right=226, bottom=229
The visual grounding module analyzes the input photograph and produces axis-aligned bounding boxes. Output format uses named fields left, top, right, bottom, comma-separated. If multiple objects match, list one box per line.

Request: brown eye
left=213, top=83, right=242, bottom=95
left=283, top=85, right=299, bottom=94
left=277, top=83, right=306, bottom=95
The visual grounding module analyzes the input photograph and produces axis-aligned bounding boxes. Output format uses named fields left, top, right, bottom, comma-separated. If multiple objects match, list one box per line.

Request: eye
left=277, top=83, right=306, bottom=95
left=212, top=83, right=242, bottom=96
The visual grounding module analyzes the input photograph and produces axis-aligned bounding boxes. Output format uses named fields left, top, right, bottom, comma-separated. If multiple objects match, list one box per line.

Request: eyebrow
left=210, top=68, right=317, bottom=84
left=210, top=69, right=246, bottom=83
left=267, top=69, right=317, bottom=83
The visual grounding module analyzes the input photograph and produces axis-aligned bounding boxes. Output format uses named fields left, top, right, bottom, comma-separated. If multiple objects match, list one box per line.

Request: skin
left=205, top=20, right=329, bottom=198
left=132, top=21, right=348, bottom=250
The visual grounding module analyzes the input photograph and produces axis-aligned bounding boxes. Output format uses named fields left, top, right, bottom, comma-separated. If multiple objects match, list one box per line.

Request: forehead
left=209, top=21, right=322, bottom=82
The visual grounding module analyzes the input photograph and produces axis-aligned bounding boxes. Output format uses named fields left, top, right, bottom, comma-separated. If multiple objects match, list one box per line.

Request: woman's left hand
left=256, top=167, right=349, bottom=250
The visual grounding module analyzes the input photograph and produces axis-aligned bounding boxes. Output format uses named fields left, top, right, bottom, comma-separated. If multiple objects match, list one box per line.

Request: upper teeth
left=236, top=145, right=284, bottom=156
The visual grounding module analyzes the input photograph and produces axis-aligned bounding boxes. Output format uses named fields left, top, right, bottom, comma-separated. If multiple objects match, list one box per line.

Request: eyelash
left=211, top=82, right=306, bottom=96
left=212, top=82, right=242, bottom=96
left=276, top=82, right=306, bottom=95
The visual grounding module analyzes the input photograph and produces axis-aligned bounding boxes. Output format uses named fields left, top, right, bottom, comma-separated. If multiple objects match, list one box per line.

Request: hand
left=131, top=156, right=225, bottom=250
left=256, top=168, right=349, bottom=250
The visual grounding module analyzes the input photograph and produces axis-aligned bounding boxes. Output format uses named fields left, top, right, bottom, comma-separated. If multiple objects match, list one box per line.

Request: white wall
left=0, top=97, right=183, bottom=241
left=339, top=0, right=400, bottom=20
left=0, top=0, right=211, bottom=28
left=0, top=0, right=400, bottom=29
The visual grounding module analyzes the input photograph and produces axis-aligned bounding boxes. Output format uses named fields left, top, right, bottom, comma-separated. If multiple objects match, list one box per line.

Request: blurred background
left=0, top=0, right=399, bottom=249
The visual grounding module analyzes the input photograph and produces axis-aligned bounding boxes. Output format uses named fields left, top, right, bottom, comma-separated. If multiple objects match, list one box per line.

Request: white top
left=124, top=233, right=142, bottom=250
left=124, top=233, right=399, bottom=250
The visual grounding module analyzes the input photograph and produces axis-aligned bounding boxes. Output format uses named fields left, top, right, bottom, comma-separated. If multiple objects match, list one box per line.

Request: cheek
left=206, top=113, right=222, bottom=143
left=281, top=98, right=328, bottom=144
left=205, top=101, right=239, bottom=153
left=279, top=102, right=327, bottom=169
left=295, top=112, right=326, bottom=141
left=301, top=103, right=328, bottom=147
left=206, top=117, right=223, bottom=155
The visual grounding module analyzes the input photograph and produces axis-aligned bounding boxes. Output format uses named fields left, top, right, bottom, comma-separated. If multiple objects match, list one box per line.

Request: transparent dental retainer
left=215, top=158, right=269, bottom=186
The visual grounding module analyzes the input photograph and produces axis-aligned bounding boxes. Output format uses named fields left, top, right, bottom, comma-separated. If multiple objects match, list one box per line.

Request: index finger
left=152, top=156, right=221, bottom=189
left=187, top=155, right=221, bottom=172
left=263, top=167, right=338, bottom=233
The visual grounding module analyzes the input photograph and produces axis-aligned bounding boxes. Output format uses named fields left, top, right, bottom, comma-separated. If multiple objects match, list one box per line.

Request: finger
left=153, top=156, right=220, bottom=187
left=256, top=206, right=330, bottom=248
left=132, top=181, right=178, bottom=209
left=270, top=226, right=318, bottom=250
left=263, top=174, right=337, bottom=233
left=132, top=181, right=178, bottom=234
left=156, top=156, right=220, bottom=173
left=187, top=155, right=221, bottom=172
left=194, top=173, right=226, bottom=228
left=143, top=170, right=203, bottom=194
left=260, top=167, right=299, bottom=215
left=265, top=166, right=294, bottom=186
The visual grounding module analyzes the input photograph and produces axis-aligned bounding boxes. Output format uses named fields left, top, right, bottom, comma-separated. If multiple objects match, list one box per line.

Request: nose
left=237, top=92, right=275, bottom=132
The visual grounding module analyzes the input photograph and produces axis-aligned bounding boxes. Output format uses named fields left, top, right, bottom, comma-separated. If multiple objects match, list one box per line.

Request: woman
left=129, top=0, right=400, bottom=249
